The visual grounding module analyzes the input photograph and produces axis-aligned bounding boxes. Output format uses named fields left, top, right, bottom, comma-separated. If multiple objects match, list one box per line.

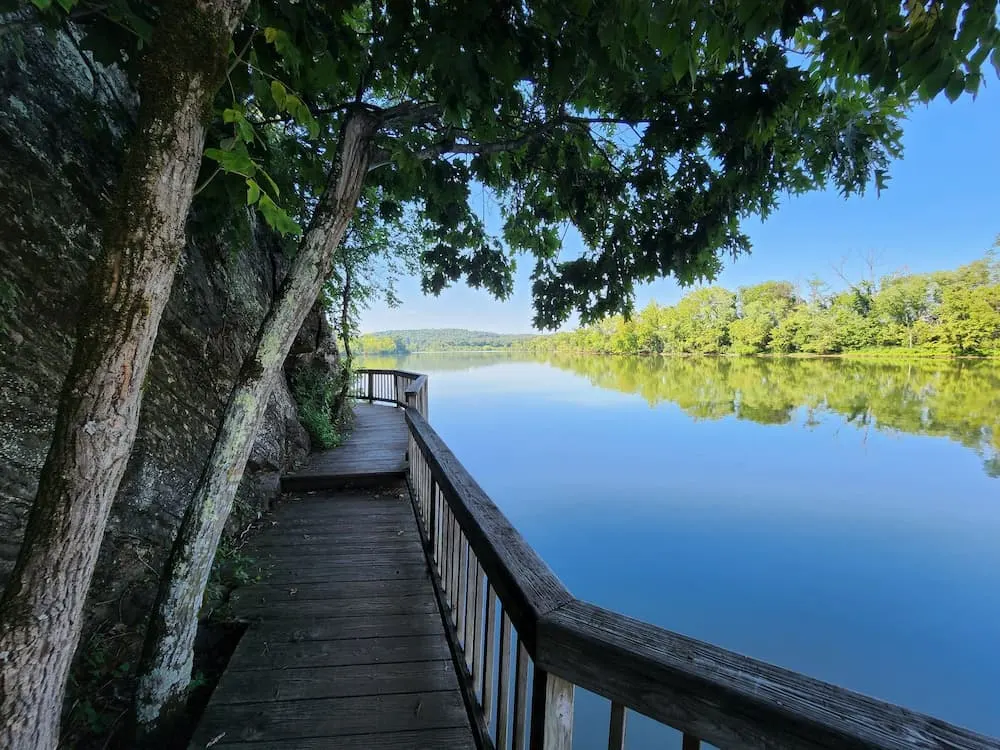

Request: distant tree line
left=526, top=251, right=1000, bottom=357
left=355, top=328, right=535, bottom=353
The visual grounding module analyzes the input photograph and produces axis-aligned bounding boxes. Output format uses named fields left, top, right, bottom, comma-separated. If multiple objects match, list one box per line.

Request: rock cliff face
left=0, top=26, right=321, bottom=624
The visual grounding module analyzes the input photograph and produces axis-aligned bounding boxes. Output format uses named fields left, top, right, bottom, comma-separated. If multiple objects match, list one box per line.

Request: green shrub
left=290, top=361, right=346, bottom=450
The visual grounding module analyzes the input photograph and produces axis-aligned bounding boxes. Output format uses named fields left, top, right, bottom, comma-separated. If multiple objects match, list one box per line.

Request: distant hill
left=357, top=328, right=538, bottom=353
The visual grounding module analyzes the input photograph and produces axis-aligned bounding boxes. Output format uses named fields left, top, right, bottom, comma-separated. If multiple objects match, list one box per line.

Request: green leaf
left=257, top=194, right=302, bottom=237
left=944, top=71, right=965, bottom=102
left=55, top=0, right=74, bottom=11
left=256, top=167, right=281, bottom=198
left=30, top=0, right=52, bottom=8
left=246, top=179, right=261, bottom=206
left=270, top=80, right=287, bottom=110
left=204, top=147, right=256, bottom=178
left=671, top=45, right=688, bottom=82
left=222, top=108, right=242, bottom=124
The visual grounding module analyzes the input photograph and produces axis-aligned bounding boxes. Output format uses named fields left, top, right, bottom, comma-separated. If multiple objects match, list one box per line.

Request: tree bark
left=331, top=259, right=354, bottom=418
left=0, top=3, right=246, bottom=747
left=134, top=110, right=378, bottom=731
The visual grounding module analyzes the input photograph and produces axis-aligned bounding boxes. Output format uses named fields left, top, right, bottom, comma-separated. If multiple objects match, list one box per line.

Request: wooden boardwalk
left=190, top=405, right=475, bottom=749
left=282, top=404, right=408, bottom=491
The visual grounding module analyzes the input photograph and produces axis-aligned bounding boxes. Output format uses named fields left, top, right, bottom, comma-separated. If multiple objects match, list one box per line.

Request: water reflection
left=367, top=353, right=1000, bottom=477
left=360, top=351, right=1000, bottom=740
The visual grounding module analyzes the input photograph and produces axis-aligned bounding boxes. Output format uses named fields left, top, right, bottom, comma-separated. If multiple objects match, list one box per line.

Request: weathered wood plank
left=247, top=547, right=427, bottom=565
left=227, top=633, right=452, bottom=672
left=192, top=691, right=470, bottom=744
left=208, top=660, right=461, bottom=704
left=207, top=727, right=474, bottom=750
left=230, top=579, right=428, bottom=609
left=252, top=613, right=446, bottom=641
left=232, top=592, right=438, bottom=620
left=250, top=563, right=428, bottom=585
left=536, top=600, right=1000, bottom=750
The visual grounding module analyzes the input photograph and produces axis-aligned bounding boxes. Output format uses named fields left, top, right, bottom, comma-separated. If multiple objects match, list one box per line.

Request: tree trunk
left=134, top=111, right=378, bottom=731
left=0, top=4, right=246, bottom=747
left=331, top=260, right=354, bottom=418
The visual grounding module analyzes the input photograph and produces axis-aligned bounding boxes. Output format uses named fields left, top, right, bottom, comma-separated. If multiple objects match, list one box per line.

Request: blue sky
left=361, top=84, right=1000, bottom=334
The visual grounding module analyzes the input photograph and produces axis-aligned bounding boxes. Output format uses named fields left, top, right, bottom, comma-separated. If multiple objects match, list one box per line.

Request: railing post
left=529, top=668, right=574, bottom=750
left=367, top=370, right=374, bottom=402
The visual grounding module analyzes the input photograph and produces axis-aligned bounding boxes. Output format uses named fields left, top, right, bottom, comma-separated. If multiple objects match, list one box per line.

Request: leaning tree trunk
left=134, top=111, right=378, bottom=731
left=331, top=259, right=354, bottom=418
left=0, top=3, right=246, bottom=747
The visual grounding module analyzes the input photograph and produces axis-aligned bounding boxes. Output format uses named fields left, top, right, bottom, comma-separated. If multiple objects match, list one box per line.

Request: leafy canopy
left=17, top=0, right=1000, bottom=328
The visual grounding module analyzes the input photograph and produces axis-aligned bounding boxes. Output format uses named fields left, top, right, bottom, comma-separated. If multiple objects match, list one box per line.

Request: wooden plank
left=536, top=600, right=1000, bottom=750
left=529, top=669, right=574, bottom=750
left=228, top=633, right=452, bottom=671
left=406, top=409, right=571, bottom=653
left=192, top=691, right=470, bottom=744
left=247, top=547, right=427, bottom=564
left=208, top=727, right=474, bottom=750
left=230, top=579, right=427, bottom=608
left=253, top=613, right=446, bottom=641
left=250, top=563, right=428, bottom=585
left=233, top=592, right=438, bottom=619
left=608, top=702, right=626, bottom=750
left=209, top=660, right=461, bottom=704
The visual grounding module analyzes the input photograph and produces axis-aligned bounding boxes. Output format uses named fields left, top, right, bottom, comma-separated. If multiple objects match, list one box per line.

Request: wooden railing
left=373, top=369, right=998, bottom=750
left=349, top=368, right=427, bottom=418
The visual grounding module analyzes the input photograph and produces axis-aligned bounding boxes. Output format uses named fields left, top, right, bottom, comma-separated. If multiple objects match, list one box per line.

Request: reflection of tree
left=543, top=353, right=1000, bottom=478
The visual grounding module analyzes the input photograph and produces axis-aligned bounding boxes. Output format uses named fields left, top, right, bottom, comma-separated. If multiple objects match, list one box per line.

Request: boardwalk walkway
left=190, top=405, right=475, bottom=749
left=282, top=404, right=408, bottom=491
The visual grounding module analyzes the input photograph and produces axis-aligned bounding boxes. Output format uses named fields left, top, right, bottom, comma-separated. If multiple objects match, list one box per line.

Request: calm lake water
left=363, top=352, right=1000, bottom=745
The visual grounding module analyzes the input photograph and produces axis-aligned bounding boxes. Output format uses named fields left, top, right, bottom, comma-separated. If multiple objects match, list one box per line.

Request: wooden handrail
left=406, top=408, right=571, bottom=649
left=536, top=599, right=998, bottom=750
left=366, top=369, right=998, bottom=750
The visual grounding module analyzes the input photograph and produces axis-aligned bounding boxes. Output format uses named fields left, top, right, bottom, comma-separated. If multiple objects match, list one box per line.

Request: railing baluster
left=471, top=561, right=484, bottom=686
left=608, top=702, right=626, bottom=750
left=682, top=734, right=701, bottom=750
left=530, top=668, right=574, bottom=750
left=444, top=506, right=454, bottom=605
left=434, top=484, right=443, bottom=568
left=512, top=638, right=530, bottom=750
left=457, top=539, right=469, bottom=650
left=428, top=477, right=437, bottom=561
left=450, top=516, right=461, bottom=626
left=497, top=612, right=513, bottom=749
left=483, top=584, right=497, bottom=717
